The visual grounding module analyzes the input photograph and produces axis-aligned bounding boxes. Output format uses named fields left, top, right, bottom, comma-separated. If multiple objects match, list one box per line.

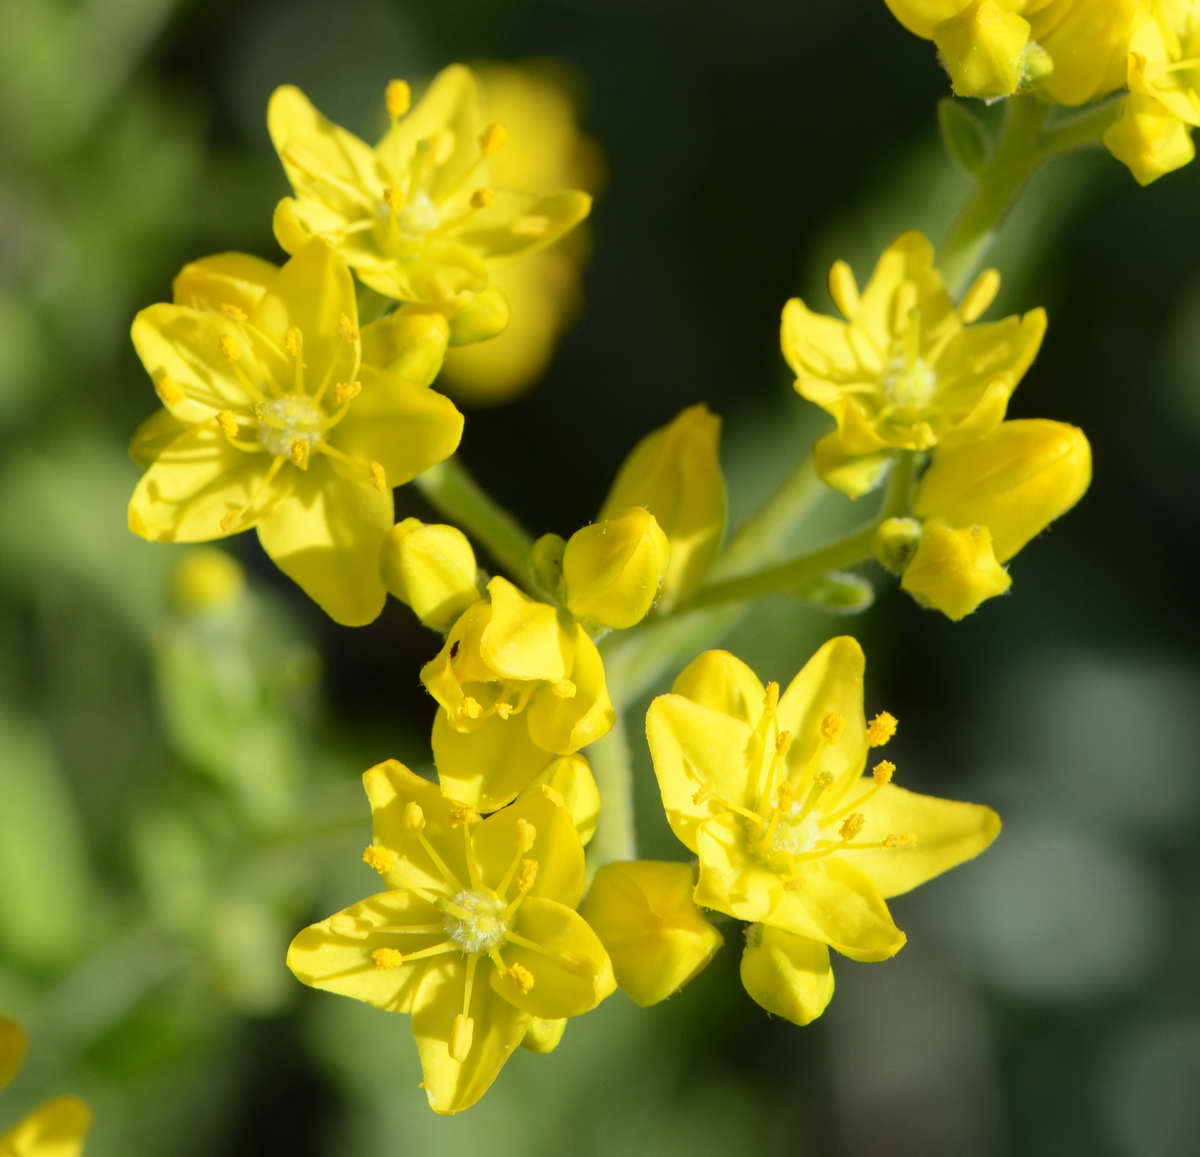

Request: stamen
left=338, top=314, right=359, bottom=343
left=220, top=304, right=248, bottom=322
left=497, top=823, right=537, bottom=896
left=959, top=268, right=1001, bottom=324
left=471, top=187, right=496, bottom=209
left=867, top=712, right=898, bottom=746
left=383, top=186, right=407, bottom=213
left=369, top=461, right=388, bottom=492
left=285, top=326, right=303, bottom=358
left=372, top=947, right=405, bottom=969
left=219, top=509, right=244, bottom=534
left=448, top=805, right=478, bottom=828
left=828, top=259, right=860, bottom=319
left=552, top=680, right=576, bottom=699
left=386, top=79, right=412, bottom=120
left=335, top=381, right=362, bottom=406
left=450, top=1014, right=474, bottom=1062
left=873, top=760, right=895, bottom=785
left=821, top=713, right=845, bottom=742
left=290, top=439, right=310, bottom=469
left=155, top=376, right=186, bottom=406
left=839, top=812, right=866, bottom=841
left=216, top=410, right=240, bottom=439
left=884, top=833, right=918, bottom=848
left=219, top=335, right=242, bottom=362
left=480, top=122, right=509, bottom=154
left=507, top=962, right=535, bottom=993
left=363, top=843, right=399, bottom=875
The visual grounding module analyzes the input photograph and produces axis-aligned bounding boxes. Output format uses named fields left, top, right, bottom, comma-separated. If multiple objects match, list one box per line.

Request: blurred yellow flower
left=442, top=61, right=603, bottom=404
left=781, top=232, right=1045, bottom=497
left=127, top=240, right=462, bottom=626
left=645, top=640, right=999, bottom=997
left=287, top=761, right=613, bottom=1115
left=1105, top=1, right=1200, bottom=183
left=268, top=65, right=592, bottom=316
left=884, top=0, right=1144, bottom=103
left=422, top=578, right=615, bottom=811
left=0, top=1015, right=91, bottom=1156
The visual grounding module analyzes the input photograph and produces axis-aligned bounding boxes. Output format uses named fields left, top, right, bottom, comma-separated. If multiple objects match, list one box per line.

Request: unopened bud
left=447, top=286, right=510, bottom=347
left=933, top=1, right=1031, bottom=100
left=900, top=519, right=1011, bottom=621
left=563, top=507, right=671, bottom=629
left=382, top=518, right=480, bottom=632
left=874, top=517, right=922, bottom=574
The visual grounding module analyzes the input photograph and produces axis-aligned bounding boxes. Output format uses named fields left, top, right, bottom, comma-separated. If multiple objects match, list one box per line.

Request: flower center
left=771, top=812, right=823, bottom=856
left=254, top=396, right=325, bottom=457
left=442, top=890, right=509, bottom=954
left=881, top=353, right=936, bottom=410
left=392, top=190, right=442, bottom=238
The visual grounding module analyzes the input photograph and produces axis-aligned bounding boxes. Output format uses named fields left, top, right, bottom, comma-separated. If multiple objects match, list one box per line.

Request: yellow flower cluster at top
left=883, top=0, right=1200, bottom=184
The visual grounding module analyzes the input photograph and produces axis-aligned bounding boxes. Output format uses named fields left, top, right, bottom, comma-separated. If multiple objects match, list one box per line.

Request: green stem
left=587, top=713, right=637, bottom=866
left=685, top=451, right=918, bottom=611
left=416, top=458, right=535, bottom=584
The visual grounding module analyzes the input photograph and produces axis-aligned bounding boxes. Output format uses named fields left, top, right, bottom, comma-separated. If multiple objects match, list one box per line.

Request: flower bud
left=914, top=419, right=1091, bottom=562
left=900, top=519, right=1011, bottom=620
left=171, top=547, right=245, bottom=613
left=1105, top=92, right=1196, bottom=187
left=933, top=2, right=1031, bottom=100
left=580, top=861, right=722, bottom=1007
left=359, top=305, right=449, bottom=387
left=381, top=519, right=480, bottom=631
left=528, top=532, right=567, bottom=604
left=599, top=405, right=726, bottom=611
left=563, top=507, right=670, bottom=630
left=740, top=924, right=834, bottom=1027
left=447, top=285, right=511, bottom=346
left=874, top=516, right=923, bottom=574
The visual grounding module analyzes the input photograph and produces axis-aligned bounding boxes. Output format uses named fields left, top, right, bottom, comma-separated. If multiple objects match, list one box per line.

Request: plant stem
left=587, top=713, right=638, bottom=866
left=415, top=458, right=535, bottom=585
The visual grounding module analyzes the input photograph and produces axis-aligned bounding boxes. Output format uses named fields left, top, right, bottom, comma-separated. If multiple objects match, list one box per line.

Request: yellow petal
left=645, top=693, right=755, bottom=852
left=598, top=404, right=727, bottom=611
left=334, top=370, right=463, bottom=487
left=528, top=754, right=601, bottom=845
left=580, top=860, right=723, bottom=1007
left=1105, top=91, right=1197, bottom=186
left=472, top=784, right=587, bottom=906
left=364, top=759, right=470, bottom=893
left=433, top=709, right=554, bottom=814
left=844, top=782, right=1000, bottom=898
left=525, top=624, right=614, bottom=754
left=883, top=0, right=972, bottom=39
left=520, top=1017, right=567, bottom=1054
left=0, top=1015, right=26, bottom=1091
left=131, top=304, right=262, bottom=422
left=857, top=231, right=953, bottom=353
left=490, top=896, right=614, bottom=1018
left=812, top=431, right=895, bottom=500
left=255, top=460, right=391, bottom=627
left=740, top=925, right=835, bottom=1026
left=411, top=958, right=529, bottom=1115
left=454, top=189, right=593, bottom=261
left=286, top=889, right=444, bottom=1013
left=768, top=855, right=907, bottom=963
left=0, top=1095, right=91, bottom=1157
left=1031, top=0, right=1142, bottom=106
left=479, top=577, right=568, bottom=682
left=268, top=85, right=380, bottom=215
left=172, top=251, right=277, bottom=313
left=360, top=305, right=450, bottom=385
left=129, top=424, right=280, bottom=543
left=129, top=407, right=186, bottom=469
left=693, top=813, right=783, bottom=924
left=249, top=239, right=360, bottom=399
left=776, top=636, right=868, bottom=802
left=669, top=648, right=765, bottom=727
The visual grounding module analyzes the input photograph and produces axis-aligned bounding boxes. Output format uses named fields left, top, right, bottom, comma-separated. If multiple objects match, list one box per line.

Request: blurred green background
left=2, top=0, right=1199, bottom=1153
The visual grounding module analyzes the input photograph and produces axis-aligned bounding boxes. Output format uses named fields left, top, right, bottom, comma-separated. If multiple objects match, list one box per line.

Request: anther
left=959, top=267, right=1001, bottom=324
left=220, top=304, right=248, bottom=322
left=448, top=804, right=478, bottom=828
left=763, top=682, right=780, bottom=715
left=369, top=461, right=387, bottom=492
left=372, top=947, right=405, bottom=969
left=814, top=771, right=835, bottom=790
left=471, top=187, right=496, bottom=209
left=285, top=327, right=303, bottom=357
left=403, top=802, right=426, bottom=832
left=516, top=859, right=538, bottom=892
left=450, top=1013, right=474, bottom=1062
left=386, top=79, right=411, bottom=120
left=873, top=760, right=895, bottom=785
left=828, top=259, right=861, bottom=319
left=839, top=813, right=866, bottom=841
left=884, top=833, right=918, bottom=848
left=515, top=819, right=537, bottom=853
left=776, top=730, right=794, bottom=759
left=335, top=381, right=362, bottom=405
left=821, top=713, right=845, bottom=742
left=219, top=335, right=241, bottom=362
left=219, top=509, right=244, bottom=533
left=363, top=844, right=399, bottom=874
left=480, top=122, right=508, bottom=154
left=507, top=962, right=535, bottom=993
left=155, top=377, right=185, bottom=406
left=290, top=440, right=310, bottom=469
left=867, top=712, right=898, bottom=746
left=462, top=697, right=483, bottom=719
left=383, top=186, right=407, bottom=211
left=216, top=410, right=239, bottom=438
left=692, top=788, right=712, bottom=806
left=338, top=314, right=359, bottom=343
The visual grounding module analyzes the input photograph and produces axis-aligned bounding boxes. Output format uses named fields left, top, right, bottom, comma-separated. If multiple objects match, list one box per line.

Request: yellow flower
left=0, top=1015, right=91, bottom=1156
left=268, top=65, right=592, bottom=315
left=287, top=761, right=614, bottom=1115
left=598, top=405, right=727, bottom=610
left=562, top=507, right=671, bottom=630
left=884, top=0, right=1145, bottom=103
left=1105, top=1, right=1200, bottom=183
left=382, top=518, right=482, bottom=632
left=781, top=232, right=1046, bottom=497
left=127, top=240, right=463, bottom=626
left=422, top=578, right=615, bottom=812
left=913, top=418, right=1092, bottom=562
left=645, top=640, right=999, bottom=981
left=900, top=519, right=1013, bottom=619
left=580, top=861, right=723, bottom=1006
left=442, top=61, right=603, bottom=403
